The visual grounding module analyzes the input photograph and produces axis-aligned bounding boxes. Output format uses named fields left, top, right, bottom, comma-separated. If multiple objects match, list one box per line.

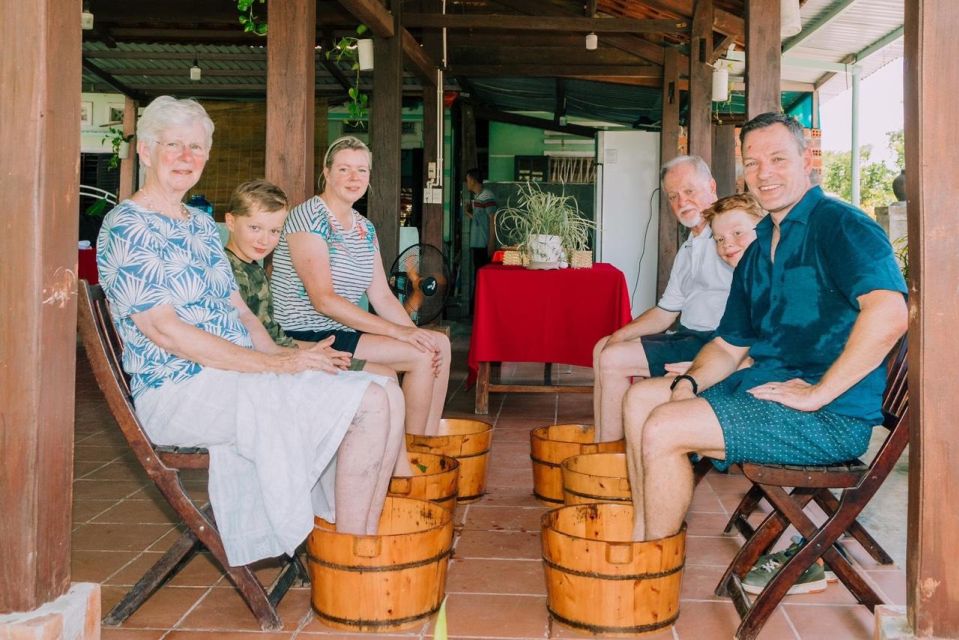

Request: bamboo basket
left=388, top=452, right=460, bottom=512
left=406, top=418, right=492, bottom=502
left=562, top=452, right=631, bottom=505
left=502, top=249, right=529, bottom=266
left=530, top=424, right=625, bottom=505
left=307, top=497, right=453, bottom=632
left=541, top=503, right=685, bottom=636
left=569, top=250, right=593, bottom=269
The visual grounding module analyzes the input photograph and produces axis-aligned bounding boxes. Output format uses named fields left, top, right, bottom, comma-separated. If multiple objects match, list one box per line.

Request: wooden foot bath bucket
left=562, top=452, right=631, bottom=505
left=406, top=418, right=492, bottom=502
left=530, top=424, right=625, bottom=505
left=388, top=452, right=459, bottom=512
left=306, top=496, right=453, bottom=632
left=541, top=503, right=685, bottom=636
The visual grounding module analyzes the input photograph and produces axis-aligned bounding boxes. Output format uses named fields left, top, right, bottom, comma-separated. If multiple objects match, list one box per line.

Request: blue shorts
left=700, top=377, right=875, bottom=472
left=284, top=328, right=366, bottom=371
left=641, top=327, right=714, bottom=376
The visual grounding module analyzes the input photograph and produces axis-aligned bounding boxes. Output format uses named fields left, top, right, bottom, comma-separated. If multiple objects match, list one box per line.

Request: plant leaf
left=433, top=596, right=448, bottom=640
left=356, top=24, right=369, bottom=35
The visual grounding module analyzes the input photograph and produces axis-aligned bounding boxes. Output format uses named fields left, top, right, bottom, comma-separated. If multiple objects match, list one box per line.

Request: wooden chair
left=715, top=340, right=908, bottom=640
left=77, top=281, right=307, bottom=631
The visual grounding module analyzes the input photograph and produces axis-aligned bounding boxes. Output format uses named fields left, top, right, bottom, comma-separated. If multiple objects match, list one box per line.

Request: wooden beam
left=640, top=0, right=744, bottom=42
left=336, top=0, right=395, bottom=38
left=711, top=124, right=736, bottom=197
left=420, top=0, right=443, bottom=251
left=370, top=4, right=404, bottom=272
left=904, top=2, right=959, bottom=637
left=81, top=58, right=148, bottom=102
left=404, top=14, right=688, bottom=33
left=448, top=64, right=659, bottom=77
left=473, top=106, right=596, bottom=139
left=266, top=0, right=316, bottom=205
left=745, top=0, right=781, bottom=118
left=0, top=0, right=78, bottom=613
left=688, top=0, right=713, bottom=165
left=118, top=97, right=137, bottom=201
left=658, top=47, right=681, bottom=298
left=402, top=30, right=436, bottom=85
left=569, top=74, right=668, bottom=88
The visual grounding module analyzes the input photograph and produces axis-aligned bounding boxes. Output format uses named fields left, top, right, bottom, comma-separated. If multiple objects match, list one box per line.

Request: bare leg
left=592, top=335, right=610, bottom=439
left=355, top=332, right=451, bottom=437
left=595, top=339, right=652, bottom=442
left=361, top=361, right=399, bottom=381
left=334, top=384, right=396, bottom=535
left=622, top=377, right=675, bottom=539
left=384, top=380, right=415, bottom=476
left=641, top=398, right=726, bottom=540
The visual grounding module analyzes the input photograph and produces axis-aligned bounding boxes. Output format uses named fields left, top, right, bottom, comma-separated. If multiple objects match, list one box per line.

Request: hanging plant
left=326, top=25, right=371, bottom=126
left=236, top=0, right=268, bottom=36
left=101, top=126, right=134, bottom=170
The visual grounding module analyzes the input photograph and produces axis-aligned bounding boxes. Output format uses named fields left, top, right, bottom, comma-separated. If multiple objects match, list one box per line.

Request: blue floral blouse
left=96, top=200, right=252, bottom=398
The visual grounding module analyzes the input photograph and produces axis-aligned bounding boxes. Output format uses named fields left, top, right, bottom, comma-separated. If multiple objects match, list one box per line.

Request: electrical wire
left=628, top=187, right=660, bottom=306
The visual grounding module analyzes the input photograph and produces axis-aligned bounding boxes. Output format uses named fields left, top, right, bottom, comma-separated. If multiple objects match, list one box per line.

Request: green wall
left=488, top=122, right=547, bottom=182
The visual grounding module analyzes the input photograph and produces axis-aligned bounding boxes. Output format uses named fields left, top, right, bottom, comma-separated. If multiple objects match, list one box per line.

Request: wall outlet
left=423, top=187, right=443, bottom=204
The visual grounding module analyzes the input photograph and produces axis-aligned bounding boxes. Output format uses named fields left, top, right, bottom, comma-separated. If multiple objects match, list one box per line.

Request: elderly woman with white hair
left=96, top=96, right=404, bottom=567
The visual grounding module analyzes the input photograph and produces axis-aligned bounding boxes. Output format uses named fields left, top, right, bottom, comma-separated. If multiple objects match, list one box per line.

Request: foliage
left=326, top=25, right=371, bottom=126
left=821, top=145, right=896, bottom=216
left=892, top=235, right=909, bottom=280
left=100, top=126, right=133, bottom=170
left=236, top=0, right=267, bottom=36
left=495, top=183, right=596, bottom=259
left=887, top=129, right=905, bottom=170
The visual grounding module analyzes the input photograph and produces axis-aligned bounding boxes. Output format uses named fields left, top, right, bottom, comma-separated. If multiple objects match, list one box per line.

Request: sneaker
left=742, top=539, right=828, bottom=595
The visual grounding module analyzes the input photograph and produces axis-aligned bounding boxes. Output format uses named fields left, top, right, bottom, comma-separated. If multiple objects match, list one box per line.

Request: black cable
left=628, top=187, right=660, bottom=305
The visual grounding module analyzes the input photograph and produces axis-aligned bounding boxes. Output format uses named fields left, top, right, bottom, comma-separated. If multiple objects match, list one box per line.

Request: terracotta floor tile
left=490, top=442, right=534, bottom=468
left=679, top=564, right=726, bottom=601
left=838, top=539, right=896, bottom=571
left=782, top=603, right=874, bottom=639
left=703, top=471, right=753, bottom=494
left=446, top=558, right=545, bottom=596
left=424, top=593, right=548, bottom=638
left=673, top=599, right=797, bottom=640
left=72, top=499, right=115, bottom=524
left=494, top=417, right=548, bottom=431
left=455, top=530, right=542, bottom=560
left=91, top=498, right=179, bottom=525
left=100, top=628, right=167, bottom=640
left=73, top=479, right=148, bottom=501
left=72, top=522, right=174, bottom=552
left=683, top=535, right=744, bottom=566
left=866, top=569, right=906, bottom=605
left=548, top=617, right=676, bottom=639
left=178, top=586, right=311, bottom=631
left=75, top=460, right=108, bottom=477
left=84, top=460, right=151, bottom=483
left=464, top=505, right=545, bottom=533
left=166, top=632, right=292, bottom=640
left=120, top=586, right=209, bottom=629
left=688, top=487, right=726, bottom=513
left=486, top=466, right=535, bottom=495
left=476, top=493, right=545, bottom=508
left=299, top=612, right=428, bottom=635
left=105, top=551, right=226, bottom=588
left=71, top=549, right=140, bottom=583
left=491, top=428, right=537, bottom=442
left=685, top=511, right=736, bottom=536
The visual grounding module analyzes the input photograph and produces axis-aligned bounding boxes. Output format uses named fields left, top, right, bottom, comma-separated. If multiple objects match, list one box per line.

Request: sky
left=819, top=58, right=904, bottom=168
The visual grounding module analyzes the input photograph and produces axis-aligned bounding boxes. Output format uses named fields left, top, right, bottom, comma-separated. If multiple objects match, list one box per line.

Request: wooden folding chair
left=77, top=281, right=307, bottom=631
left=715, top=340, right=908, bottom=640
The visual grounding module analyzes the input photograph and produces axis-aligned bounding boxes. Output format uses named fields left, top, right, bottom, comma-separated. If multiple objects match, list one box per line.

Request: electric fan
left=388, top=243, right=451, bottom=326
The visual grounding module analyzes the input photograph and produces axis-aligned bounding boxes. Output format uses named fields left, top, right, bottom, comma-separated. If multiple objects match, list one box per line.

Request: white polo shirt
left=656, top=225, right=733, bottom=332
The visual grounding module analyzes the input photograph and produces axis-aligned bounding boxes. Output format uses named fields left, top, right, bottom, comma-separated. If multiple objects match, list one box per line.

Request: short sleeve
left=656, top=245, right=690, bottom=313
left=820, top=210, right=907, bottom=306
left=285, top=198, right=326, bottom=238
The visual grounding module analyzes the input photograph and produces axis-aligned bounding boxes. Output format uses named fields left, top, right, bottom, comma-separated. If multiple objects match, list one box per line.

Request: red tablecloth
left=78, top=248, right=98, bottom=285
left=467, top=263, right=632, bottom=382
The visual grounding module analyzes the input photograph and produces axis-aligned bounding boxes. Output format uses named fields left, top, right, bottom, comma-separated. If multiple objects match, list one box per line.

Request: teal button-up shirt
left=715, top=186, right=907, bottom=423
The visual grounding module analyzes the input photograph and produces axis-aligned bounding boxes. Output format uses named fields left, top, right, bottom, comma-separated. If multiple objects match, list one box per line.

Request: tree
left=887, top=129, right=905, bottom=170
left=821, top=144, right=896, bottom=216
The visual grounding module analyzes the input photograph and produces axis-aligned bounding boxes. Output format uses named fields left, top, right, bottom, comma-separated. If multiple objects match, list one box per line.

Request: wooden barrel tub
left=406, top=418, right=492, bottom=502
left=387, top=451, right=460, bottom=512
left=530, top=424, right=625, bottom=504
left=562, top=452, right=631, bottom=505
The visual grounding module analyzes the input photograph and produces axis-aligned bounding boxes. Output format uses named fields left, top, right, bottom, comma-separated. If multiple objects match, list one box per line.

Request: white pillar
left=850, top=65, right=861, bottom=207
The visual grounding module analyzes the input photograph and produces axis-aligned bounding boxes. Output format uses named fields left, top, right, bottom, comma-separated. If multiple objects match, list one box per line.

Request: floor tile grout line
left=780, top=605, right=804, bottom=640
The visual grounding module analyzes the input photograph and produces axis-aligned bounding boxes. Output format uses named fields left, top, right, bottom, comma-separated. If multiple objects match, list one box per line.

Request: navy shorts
left=284, top=328, right=366, bottom=371
left=641, top=327, right=714, bottom=376
left=700, top=377, right=875, bottom=472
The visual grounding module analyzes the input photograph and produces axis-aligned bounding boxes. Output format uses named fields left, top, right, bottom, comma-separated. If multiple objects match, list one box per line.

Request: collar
left=755, top=185, right=824, bottom=242
left=683, top=224, right=713, bottom=248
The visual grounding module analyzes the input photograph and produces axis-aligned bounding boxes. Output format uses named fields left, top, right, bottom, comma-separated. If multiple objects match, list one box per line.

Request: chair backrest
left=867, top=338, right=909, bottom=482
left=77, top=280, right=171, bottom=474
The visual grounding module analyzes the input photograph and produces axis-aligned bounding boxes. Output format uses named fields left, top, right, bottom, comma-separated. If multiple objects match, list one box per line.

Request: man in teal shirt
left=622, top=112, right=908, bottom=546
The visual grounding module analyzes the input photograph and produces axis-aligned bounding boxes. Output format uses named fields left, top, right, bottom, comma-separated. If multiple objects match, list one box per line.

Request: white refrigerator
left=594, top=130, right=662, bottom=316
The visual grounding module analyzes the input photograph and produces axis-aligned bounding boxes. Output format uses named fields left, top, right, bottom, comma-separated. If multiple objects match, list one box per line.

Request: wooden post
left=904, top=2, right=959, bottom=636
left=711, top=124, right=737, bottom=197
left=458, top=102, right=478, bottom=313
left=689, top=0, right=713, bottom=165
left=658, top=47, right=681, bottom=298
left=745, top=0, right=782, bottom=117
left=118, top=96, right=138, bottom=201
left=421, top=0, right=443, bottom=251
left=370, top=3, right=404, bottom=273
left=0, top=0, right=79, bottom=613
left=265, top=0, right=316, bottom=205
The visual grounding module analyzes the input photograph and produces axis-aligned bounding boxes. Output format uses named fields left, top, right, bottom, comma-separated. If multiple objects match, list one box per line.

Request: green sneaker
left=742, top=539, right=828, bottom=595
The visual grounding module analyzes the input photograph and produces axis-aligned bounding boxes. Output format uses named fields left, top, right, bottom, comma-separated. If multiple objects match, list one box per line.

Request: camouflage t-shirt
left=224, top=248, right=296, bottom=348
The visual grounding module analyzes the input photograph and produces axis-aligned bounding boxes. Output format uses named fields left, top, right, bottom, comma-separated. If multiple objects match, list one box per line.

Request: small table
left=467, top=263, right=632, bottom=414
left=78, top=248, right=98, bottom=285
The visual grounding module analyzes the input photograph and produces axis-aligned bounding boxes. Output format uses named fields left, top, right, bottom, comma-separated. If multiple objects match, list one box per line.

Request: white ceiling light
left=189, top=58, right=201, bottom=81
left=81, top=2, right=94, bottom=30
left=712, top=64, right=730, bottom=102
left=781, top=0, right=802, bottom=38
left=585, top=33, right=598, bottom=50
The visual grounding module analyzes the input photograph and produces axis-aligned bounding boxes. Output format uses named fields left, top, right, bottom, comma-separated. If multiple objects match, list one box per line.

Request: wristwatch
left=669, top=374, right=699, bottom=395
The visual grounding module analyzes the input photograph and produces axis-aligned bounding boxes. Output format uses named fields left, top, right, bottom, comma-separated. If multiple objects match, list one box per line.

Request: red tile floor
left=72, top=331, right=905, bottom=640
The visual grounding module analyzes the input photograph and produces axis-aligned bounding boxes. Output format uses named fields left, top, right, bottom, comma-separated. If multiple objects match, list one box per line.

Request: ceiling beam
left=85, top=50, right=267, bottom=61
left=81, top=58, right=148, bottom=102
left=404, top=14, right=688, bottom=33
left=336, top=0, right=395, bottom=38
left=449, top=63, right=659, bottom=77
left=639, top=0, right=744, bottom=42
left=402, top=30, right=436, bottom=85
left=812, top=24, right=904, bottom=88
left=472, top=105, right=597, bottom=138
left=782, top=0, right=858, bottom=53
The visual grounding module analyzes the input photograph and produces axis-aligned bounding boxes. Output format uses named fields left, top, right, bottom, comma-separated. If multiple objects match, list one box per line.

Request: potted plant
left=495, top=182, right=596, bottom=269
left=325, top=25, right=372, bottom=126
left=101, top=126, right=133, bottom=169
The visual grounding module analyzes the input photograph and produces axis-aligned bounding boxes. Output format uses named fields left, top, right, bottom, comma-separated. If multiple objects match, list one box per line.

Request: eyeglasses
left=155, top=138, right=208, bottom=158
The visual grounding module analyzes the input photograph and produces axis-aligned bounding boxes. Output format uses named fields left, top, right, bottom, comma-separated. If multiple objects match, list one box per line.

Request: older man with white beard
left=592, top=155, right=731, bottom=442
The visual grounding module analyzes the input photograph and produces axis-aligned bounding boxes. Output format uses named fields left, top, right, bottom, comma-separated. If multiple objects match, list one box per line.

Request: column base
left=0, top=583, right=100, bottom=640
left=875, top=605, right=913, bottom=640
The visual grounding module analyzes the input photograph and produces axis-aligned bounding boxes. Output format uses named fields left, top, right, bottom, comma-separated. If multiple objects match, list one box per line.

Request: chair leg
left=691, top=457, right=713, bottom=488
left=715, top=508, right=788, bottom=597
left=103, top=528, right=200, bottom=625
left=814, top=490, right=894, bottom=565
left=724, top=485, right=765, bottom=535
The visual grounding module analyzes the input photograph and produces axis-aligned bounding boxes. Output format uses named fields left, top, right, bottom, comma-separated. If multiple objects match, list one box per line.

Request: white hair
left=660, top=155, right=713, bottom=185
left=137, top=95, right=214, bottom=149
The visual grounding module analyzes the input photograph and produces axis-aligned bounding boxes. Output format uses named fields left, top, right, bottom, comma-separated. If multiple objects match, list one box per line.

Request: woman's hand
left=393, top=326, right=445, bottom=376
left=271, top=336, right=351, bottom=374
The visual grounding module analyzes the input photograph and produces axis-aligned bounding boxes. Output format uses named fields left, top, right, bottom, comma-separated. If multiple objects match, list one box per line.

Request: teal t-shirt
left=716, top=186, right=907, bottom=423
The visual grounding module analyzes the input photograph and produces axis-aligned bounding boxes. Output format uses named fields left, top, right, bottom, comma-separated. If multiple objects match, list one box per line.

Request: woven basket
left=502, top=250, right=528, bottom=266
left=570, top=250, right=593, bottom=269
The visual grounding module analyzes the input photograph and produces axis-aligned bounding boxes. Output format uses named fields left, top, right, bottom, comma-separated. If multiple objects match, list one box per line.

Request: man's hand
left=664, top=361, right=692, bottom=376
left=747, top=378, right=827, bottom=412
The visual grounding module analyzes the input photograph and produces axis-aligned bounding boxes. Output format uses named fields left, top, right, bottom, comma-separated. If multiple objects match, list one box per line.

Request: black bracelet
left=669, top=374, right=699, bottom=395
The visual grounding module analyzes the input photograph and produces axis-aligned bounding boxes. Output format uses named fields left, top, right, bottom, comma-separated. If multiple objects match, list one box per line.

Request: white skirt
left=135, top=366, right=389, bottom=567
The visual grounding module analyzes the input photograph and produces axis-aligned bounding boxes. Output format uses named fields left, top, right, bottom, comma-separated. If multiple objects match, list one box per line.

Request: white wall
left=80, top=92, right=127, bottom=154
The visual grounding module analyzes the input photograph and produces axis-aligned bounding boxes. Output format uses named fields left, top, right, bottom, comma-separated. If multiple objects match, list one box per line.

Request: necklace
left=138, top=190, right=189, bottom=220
